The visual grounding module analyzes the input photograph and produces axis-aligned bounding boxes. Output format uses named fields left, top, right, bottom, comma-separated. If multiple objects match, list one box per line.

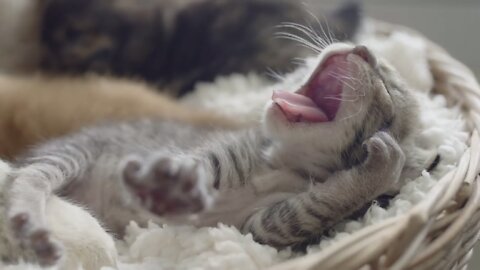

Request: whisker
left=277, top=23, right=318, bottom=42
left=300, top=3, right=330, bottom=45
left=266, top=67, right=285, bottom=81
left=328, top=72, right=358, bottom=83
left=329, top=72, right=362, bottom=83
left=339, top=95, right=365, bottom=121
left=321, top=12, right=336, bottom=45
left=304, top=22, right=329, bottom=48
left=306, top=21, right=330, bottom=48
left=323, top=96, right=359, bottom=102
left=328, top=75, right=358, bottom=91
left=275, top=32, right=322, bottom=53
left=276, top=38, right=321, bottom=53
left=303, top=7, right=337, bottom=45
left=277, top=22, right=328, bottom=49
left=325, top=93, right=363, bottom=99
left=292, top=57, right=307, bottom=66
left=336, top=93, right=364, bottom=98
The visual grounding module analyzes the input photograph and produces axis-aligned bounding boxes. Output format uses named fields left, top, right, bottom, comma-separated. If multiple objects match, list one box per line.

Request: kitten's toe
left=30, top=229, right=62, bottom=266
left=10, top=213, right=29, bottom=239
left=364, top=132, right=405, bottom=169
left=122, top=155, right=212, bottom=216
left=8, top=213, right=63, bottom=266
left=122, top=158, right=142, bottom=185
left=364, top=131, right=406, bottom=188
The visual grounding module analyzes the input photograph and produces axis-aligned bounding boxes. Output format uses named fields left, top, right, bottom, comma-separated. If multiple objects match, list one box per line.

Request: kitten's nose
left=352, top=45, right=377, bottom=67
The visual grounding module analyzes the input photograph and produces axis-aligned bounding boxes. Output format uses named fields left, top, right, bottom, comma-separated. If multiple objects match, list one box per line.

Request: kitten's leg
left=242, top=131, right=405, bottom=247
left=121, top=154, right=215, bottom=216
left=120, top=131, right=263, bottom=215
left=6, top=143, right=95, bottom=266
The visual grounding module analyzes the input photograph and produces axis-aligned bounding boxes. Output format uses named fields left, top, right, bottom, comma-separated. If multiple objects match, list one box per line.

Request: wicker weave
left=269, top=20, right=480, bottom=270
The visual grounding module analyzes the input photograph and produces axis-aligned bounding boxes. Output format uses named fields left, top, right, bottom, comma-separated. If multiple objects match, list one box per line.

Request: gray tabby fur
left=5, top=43, right=423, bottom=266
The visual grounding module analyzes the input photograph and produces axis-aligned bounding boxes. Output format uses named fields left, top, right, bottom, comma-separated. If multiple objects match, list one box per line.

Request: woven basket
left=269, top=20, right=480, bottom=270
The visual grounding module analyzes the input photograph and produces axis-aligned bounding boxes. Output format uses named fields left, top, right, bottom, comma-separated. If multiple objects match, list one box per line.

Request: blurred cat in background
left=40, top=0, right=362, bottom=95
left=0, top=74, right=239, bottom=160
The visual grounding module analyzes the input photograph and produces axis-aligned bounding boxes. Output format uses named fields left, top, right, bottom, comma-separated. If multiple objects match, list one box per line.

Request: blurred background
left=309, top=0, right=480, bottom=74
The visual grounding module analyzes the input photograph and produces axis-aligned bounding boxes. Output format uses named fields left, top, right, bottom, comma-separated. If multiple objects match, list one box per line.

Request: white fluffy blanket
left=0, top=28, right=469, bottom=269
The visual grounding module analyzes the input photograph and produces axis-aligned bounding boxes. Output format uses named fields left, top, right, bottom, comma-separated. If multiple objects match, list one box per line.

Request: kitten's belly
left=185, top=187, right=298, bottom=229
left=171, top=171, right=311, bottom=229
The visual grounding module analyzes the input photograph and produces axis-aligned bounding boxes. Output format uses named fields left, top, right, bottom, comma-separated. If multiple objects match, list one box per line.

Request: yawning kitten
left=5, top=43, right=424, bottom=266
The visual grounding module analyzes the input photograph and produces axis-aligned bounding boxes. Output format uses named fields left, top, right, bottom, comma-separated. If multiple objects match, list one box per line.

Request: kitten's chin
left=262, top=101, right=294, bottom=137
left=262, top=101, right=334, bottom=139
left=262, top=102, right=353, bottom=152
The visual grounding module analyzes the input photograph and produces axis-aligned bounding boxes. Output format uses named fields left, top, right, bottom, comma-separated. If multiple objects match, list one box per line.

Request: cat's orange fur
left=0, top=74, right=238, bottom=159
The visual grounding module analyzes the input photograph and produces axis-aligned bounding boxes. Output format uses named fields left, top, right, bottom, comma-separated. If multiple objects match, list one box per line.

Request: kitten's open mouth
left=272, top=46, right=371, bottom=123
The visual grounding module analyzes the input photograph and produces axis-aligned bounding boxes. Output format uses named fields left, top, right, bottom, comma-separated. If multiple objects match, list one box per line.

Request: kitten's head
left=263, top=43, right=419, bottom=168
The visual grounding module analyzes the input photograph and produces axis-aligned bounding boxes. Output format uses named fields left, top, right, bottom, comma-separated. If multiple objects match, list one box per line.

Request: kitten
left=5, top=43, right=423, bottom=266
left=0, top=74, right=239, bottom=160
left=40, top=0, right=362, bottom=95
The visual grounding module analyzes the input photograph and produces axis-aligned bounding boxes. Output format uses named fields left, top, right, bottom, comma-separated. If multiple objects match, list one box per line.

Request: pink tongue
left=272, top=90, right=328, bottom=122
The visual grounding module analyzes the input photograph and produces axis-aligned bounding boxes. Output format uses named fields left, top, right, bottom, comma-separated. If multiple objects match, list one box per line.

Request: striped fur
left=5, top=44, right=423, bottom=265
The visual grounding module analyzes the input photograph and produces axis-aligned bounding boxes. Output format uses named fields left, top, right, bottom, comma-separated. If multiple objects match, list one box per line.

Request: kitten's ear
left=328, top=0, right=364, bottom=41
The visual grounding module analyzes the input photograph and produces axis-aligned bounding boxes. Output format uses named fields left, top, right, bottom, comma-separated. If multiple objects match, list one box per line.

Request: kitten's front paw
left=121, top=154, right=213, bottom=216
left=8, top=213, right=63, bottom=266
left=363, top=131, right=405, bottom=186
